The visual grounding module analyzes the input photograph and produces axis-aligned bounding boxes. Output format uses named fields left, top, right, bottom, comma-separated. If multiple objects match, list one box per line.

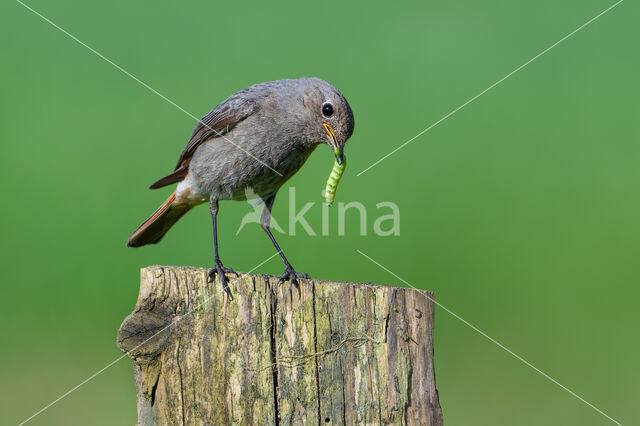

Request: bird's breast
left=189, top=131, right=318, bottom=201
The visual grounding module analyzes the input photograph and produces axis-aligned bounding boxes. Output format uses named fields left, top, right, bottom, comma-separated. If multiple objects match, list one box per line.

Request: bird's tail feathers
left=126, top=191, right=192, bottom=247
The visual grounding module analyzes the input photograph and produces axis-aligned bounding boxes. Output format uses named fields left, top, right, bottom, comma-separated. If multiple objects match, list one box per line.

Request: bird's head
left=299, top=78, right=355, bottom=165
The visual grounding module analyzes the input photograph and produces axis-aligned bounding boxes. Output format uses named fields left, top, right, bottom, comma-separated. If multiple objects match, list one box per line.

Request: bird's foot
left=207, top=259, right=237, bottom=299
left=219, top=265, right=237, bottom=275
left=277, top=265, right=310, bottom=288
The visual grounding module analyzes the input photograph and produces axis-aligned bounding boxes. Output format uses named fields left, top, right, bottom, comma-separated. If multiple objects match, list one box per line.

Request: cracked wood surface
left=118, top=265, right=443, bottom=425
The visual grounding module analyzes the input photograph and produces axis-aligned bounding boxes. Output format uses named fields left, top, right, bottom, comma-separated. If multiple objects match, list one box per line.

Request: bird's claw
left=207, top=259, right=236, bottom=299
left=277, top=266, right=310, bottom=287
left=220, top=265, right=237, bottom=275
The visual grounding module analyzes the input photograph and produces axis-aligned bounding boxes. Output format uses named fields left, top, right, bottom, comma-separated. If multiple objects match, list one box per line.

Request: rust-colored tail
left=126, top=191, right=192, bottom=247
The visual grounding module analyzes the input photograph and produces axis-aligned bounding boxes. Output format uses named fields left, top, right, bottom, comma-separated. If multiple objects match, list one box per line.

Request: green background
left=1, top=0, right=637, bottom=424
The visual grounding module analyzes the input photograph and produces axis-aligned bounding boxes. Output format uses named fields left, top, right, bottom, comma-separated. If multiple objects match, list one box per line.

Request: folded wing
left=149, top=93, right=258, bottom=189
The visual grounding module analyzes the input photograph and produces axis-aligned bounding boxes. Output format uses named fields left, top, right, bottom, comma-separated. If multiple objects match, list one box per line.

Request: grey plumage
left=127, top=77, right=355, bottom=294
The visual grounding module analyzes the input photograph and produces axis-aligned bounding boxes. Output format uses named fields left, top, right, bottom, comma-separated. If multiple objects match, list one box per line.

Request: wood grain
left=118, top=266, right=443, bottom=425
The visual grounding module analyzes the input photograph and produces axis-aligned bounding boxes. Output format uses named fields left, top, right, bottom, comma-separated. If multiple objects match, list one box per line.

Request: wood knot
left=117, top=307, right=176, bottom=362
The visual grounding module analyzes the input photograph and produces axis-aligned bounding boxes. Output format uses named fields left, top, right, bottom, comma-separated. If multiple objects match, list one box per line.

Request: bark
left=118, top=266, right=443, bottom=425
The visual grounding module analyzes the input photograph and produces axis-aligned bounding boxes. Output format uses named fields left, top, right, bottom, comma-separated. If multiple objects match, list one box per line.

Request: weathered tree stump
left=117, top=266, right=443, bottom=425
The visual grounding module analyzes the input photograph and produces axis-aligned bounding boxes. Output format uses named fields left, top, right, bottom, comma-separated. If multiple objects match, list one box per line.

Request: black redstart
left=127, top=78, right=355, bottom=295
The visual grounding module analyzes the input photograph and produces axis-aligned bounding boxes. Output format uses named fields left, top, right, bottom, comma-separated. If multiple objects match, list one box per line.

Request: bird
left=126, top=78, right=355, bottom=297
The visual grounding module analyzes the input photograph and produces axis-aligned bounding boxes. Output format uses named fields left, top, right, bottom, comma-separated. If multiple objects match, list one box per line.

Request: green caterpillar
left=324, top=149, right=346, bottom=206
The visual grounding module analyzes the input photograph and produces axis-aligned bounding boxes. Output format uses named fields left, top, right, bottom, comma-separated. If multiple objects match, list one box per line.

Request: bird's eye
left=322, top=103, right=334, bottom=117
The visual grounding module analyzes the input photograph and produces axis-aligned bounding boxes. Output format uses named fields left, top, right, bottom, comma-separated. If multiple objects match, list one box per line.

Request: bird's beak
left=323, top=123, right=344, bottom=165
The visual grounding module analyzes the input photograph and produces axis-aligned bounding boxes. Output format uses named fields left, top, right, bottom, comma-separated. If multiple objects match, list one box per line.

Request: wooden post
left=117, top=266, right=443, bottom=425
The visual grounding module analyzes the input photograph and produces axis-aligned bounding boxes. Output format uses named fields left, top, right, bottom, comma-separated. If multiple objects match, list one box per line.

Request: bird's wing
left=149, top=94, right=258, bottom=189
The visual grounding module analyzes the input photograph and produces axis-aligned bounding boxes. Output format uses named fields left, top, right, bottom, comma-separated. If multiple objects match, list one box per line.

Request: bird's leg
left=207, top=198, right=236, bottom=298
left=261, top=194, right=310, bottom=289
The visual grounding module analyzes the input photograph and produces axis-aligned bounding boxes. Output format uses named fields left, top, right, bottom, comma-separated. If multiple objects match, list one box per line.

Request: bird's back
left=187, top=79, right=323, bottom=200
